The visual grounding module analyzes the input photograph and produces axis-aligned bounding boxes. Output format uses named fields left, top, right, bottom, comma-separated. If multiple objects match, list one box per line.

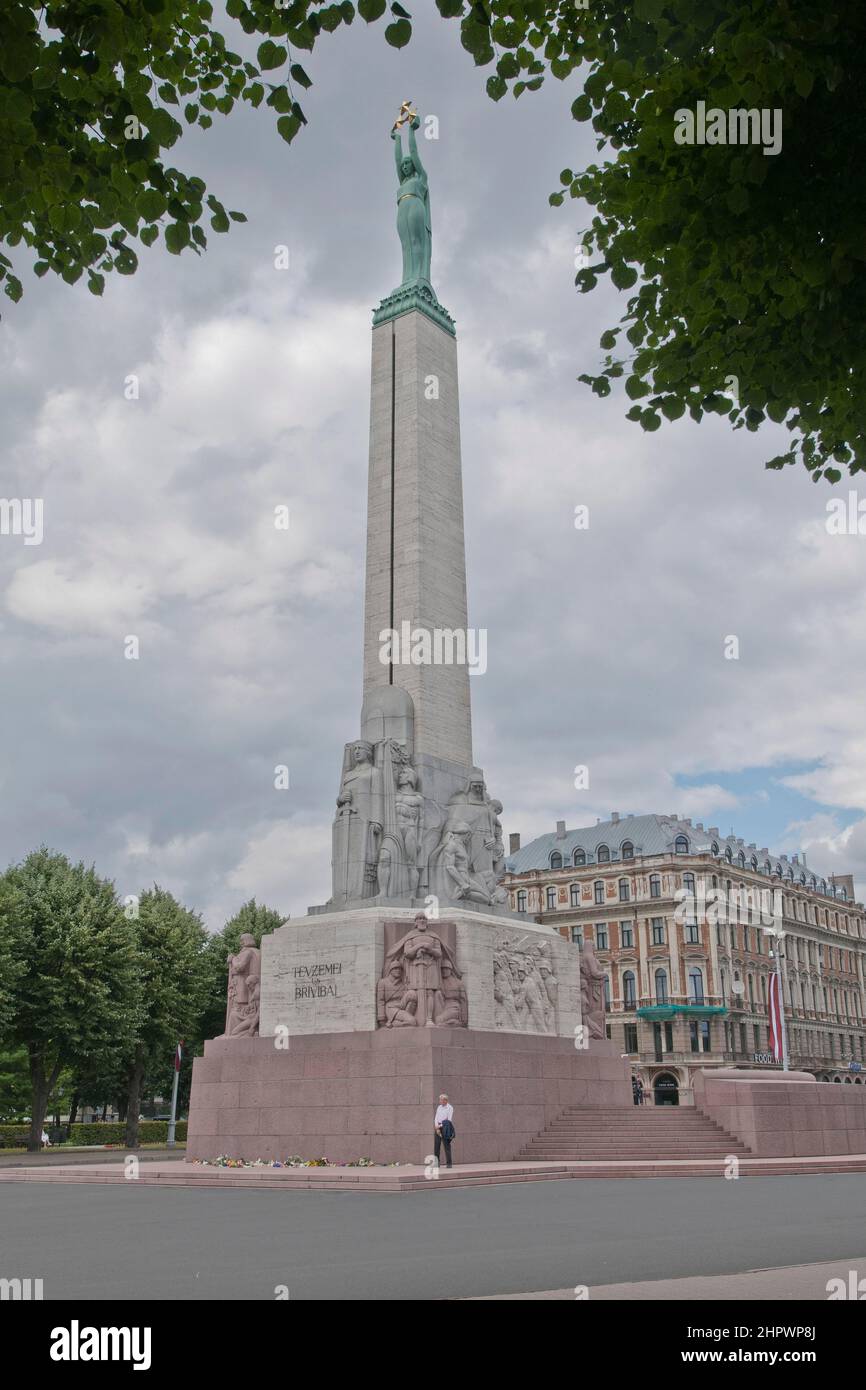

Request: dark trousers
left=434, top=1132, right=452, bottom=1167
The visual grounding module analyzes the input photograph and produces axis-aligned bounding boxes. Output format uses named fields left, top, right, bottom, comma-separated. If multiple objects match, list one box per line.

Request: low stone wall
left=186, top=1031, right=631, bottom=1166
left=694, top=1068, right=866, bottom=1157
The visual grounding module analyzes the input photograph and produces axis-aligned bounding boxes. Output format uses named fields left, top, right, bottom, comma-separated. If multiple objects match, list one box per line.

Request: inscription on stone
left=292, top=961, right=344, bottom=1001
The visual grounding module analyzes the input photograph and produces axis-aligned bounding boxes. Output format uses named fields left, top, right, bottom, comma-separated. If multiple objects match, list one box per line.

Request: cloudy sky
left=2, top=8, right=864, bottom=928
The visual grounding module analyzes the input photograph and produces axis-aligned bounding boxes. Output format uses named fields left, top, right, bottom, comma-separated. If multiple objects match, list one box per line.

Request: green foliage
left=434, top=0, right=865, bottom=481
left=0, top=1048, right=31, bottom=1121
left=67, top=1120, right=187, bottom=1145
left=0, top=0, right=343, bottom=304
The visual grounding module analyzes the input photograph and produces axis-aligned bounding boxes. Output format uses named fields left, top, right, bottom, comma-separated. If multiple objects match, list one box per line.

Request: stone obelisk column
left=362, top=307, right=472, bottom=767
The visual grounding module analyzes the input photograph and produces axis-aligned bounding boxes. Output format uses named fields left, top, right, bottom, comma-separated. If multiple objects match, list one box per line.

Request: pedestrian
left=632, top=1075, right=640, bottom=1106
left=434, top=1093, right=455, bottom=1169
left=636, top=1077, right=645, bottom=1106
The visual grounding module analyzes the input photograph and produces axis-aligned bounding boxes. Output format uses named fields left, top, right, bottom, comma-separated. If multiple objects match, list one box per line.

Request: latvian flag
left=174, top=1042, right=183, bottom=1073
left=768, top=975, right=783, bottom=1063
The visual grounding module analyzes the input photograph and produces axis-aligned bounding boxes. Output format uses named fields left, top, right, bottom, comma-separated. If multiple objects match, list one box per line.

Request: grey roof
left=505, top=814, right=848, bottom=898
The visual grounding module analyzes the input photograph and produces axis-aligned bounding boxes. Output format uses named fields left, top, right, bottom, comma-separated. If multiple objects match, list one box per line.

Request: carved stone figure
left=376, top=960, right=418, bottom=1028
left=580, top=939, right=607, bottom=1040
left=438, top=958, right=468, bottom=1027
left=493, top=933, right=558, bottom=1034
left=378, top=914, right=465, bottom=1029
left=395, top=763, right=423, bottom=896
left=222, top=933, right=261, bottom=1039
left=332, top=740, right=384, bottom=903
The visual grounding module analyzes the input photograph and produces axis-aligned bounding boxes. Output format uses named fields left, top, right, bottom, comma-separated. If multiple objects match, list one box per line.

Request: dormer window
left=573, top=848, right=586, bottom=866
left=597, top=844, right=610, bottom=863
left=621, top=841, right=634, bottom=860
left=675, top=835, right=689, bottom=854
left=550, top=851, right=563, bottom=870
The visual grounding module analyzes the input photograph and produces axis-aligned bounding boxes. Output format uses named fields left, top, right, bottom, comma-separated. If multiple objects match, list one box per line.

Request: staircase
left=517, top=1105, right=752, bottom=1162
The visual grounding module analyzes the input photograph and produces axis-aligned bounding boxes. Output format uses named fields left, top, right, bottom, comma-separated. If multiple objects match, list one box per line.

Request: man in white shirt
left=433, top=1094, right=454, bottom=1169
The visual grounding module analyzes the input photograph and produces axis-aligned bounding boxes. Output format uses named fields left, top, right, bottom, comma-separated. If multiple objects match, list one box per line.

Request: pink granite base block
left=186, top=1030, right=632, bottom=1165
left=693, top=1068, right=866, bottom=1157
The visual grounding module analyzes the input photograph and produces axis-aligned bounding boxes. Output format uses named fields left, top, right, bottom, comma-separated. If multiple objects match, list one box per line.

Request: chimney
left=611, top=811, right=620, bottom=823
left=509, top=833, right=521, bottom=855
left=670, top=813, right=678, bottom=820
left=683, top=817, right=692, bottom=827
left=709, top=827, right=719, bottom=837
left=696, top=822, right=704, bottom=831
left=556, top=820, right=566, bottom=839
left=792, top=853, right=799, bottom=865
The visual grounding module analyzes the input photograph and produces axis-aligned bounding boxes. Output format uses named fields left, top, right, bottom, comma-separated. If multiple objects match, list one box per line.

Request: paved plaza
left=3, top=1174, right=864, bottom=1301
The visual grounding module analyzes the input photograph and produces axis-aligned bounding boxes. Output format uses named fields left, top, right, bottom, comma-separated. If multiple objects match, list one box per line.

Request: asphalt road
left=2, top=1175, right=864, bottom=1300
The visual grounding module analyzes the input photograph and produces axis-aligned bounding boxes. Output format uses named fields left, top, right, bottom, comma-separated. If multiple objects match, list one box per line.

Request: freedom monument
left=187, top=107, right=631, bottom=1163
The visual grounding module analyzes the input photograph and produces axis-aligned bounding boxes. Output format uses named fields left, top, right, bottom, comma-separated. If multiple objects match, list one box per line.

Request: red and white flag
left=768, top=974, right=783, bottom=1063
left=174, top=1041, right=183, bottom=1073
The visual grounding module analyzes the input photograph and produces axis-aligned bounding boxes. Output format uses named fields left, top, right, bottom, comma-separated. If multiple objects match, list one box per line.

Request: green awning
left=636, top=1004, right=728, bottom=1021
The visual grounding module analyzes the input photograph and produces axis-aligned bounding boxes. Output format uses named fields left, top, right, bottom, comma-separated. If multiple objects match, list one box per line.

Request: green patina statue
left=373, top=102, right=455, bottom=336
left=392, top=114, right=432, bottom=288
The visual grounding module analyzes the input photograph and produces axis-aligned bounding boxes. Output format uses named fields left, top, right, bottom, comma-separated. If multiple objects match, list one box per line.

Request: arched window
left=619, top=878, right=630, bottom=902
left=597, top=844, right=610, bottom=863
left=623, top=970, right=636, bottom=1007
left=655, top=969, right=668, bottom=1005
left=550, top=851, right=562, bottom=870
left=760, top=975, right=767, bottom=1007
left=573, top=848, right=586, bottom=866
left=683, top=872, right=695, bottom=896
left=594, top=880, right=604, bottom=905
left=516, top=890, right=527, bottom=913
left=675, top=835, right=689, bottom=854
left=546, top=886, right=557, bottom=910
left=621, top=841, right=634, bottom=860
left=650, top=874, right=661, bottom=899
left=689, top=967, right=704, bottom=1004
left=570, top=883, right=580, bottom=907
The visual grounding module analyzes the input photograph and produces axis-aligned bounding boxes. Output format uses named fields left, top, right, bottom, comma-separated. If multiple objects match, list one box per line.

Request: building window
left=675, top=835, right=689, bottom=854
left=597, top=844, right=610, bottom=863
left=621, top=841, right=634, bottom=860
left=546, top=887, right=556, bottom=910
left=603, top=974, right=610, bottom=1008
left=650, top=874, right=661, bottom=899
left=619, top=878, right=630, bottom=902
left=683, top=871, right=695, bottom=897
left=689, top=1021, right=701, bottom=1054
left=516, top=890, right=527, bottom=913
left=569, top=883, right=580, bottom=907
left=573, top=848, right=586, bottom=866
left=651, top=917, right=665, bottom=946
left=624, top=1023, right=638, bottom=1053
left=550, top=851, right=562, bottom=870
left=685, top=922, right=699, bottom=944
left=688, top=966, right=704, bottom=1005
left=621, top=922, right=634, bottom=948
left=570, top=927, right=583, bottom=947
left=655, top=969, right=668, bottom=1004
left=596, top=924, right=608, bottom=950
left=623, top=970, right=636, bottom=1007
left=594, top=880, right=604, bottom=905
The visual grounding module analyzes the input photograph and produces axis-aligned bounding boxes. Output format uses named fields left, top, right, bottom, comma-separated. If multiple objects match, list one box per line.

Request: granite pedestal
left=186, top=1030, right=631, bottom=1165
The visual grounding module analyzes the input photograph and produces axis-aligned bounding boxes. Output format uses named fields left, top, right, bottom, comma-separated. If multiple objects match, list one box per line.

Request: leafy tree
left=198, top=898, right=284, bottom=1043
left=0, top=1046, right=32, bottom=1122
left=438, top=0, right=864, bottom=482
left=122, top=885, right=209, bottom=1148
left=1, top=849, right=142, bottom=1151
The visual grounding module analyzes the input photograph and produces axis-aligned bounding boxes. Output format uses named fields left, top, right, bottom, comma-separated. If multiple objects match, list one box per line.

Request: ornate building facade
left=504, top=814, right=866, bottom=1104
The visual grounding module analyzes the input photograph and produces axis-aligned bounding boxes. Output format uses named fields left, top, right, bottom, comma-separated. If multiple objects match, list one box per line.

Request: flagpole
left=167, top=1042, right=181, bottom=1149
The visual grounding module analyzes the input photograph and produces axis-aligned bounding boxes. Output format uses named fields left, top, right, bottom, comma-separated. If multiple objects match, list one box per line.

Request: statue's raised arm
left=406, top=117, right=426, bottom=180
